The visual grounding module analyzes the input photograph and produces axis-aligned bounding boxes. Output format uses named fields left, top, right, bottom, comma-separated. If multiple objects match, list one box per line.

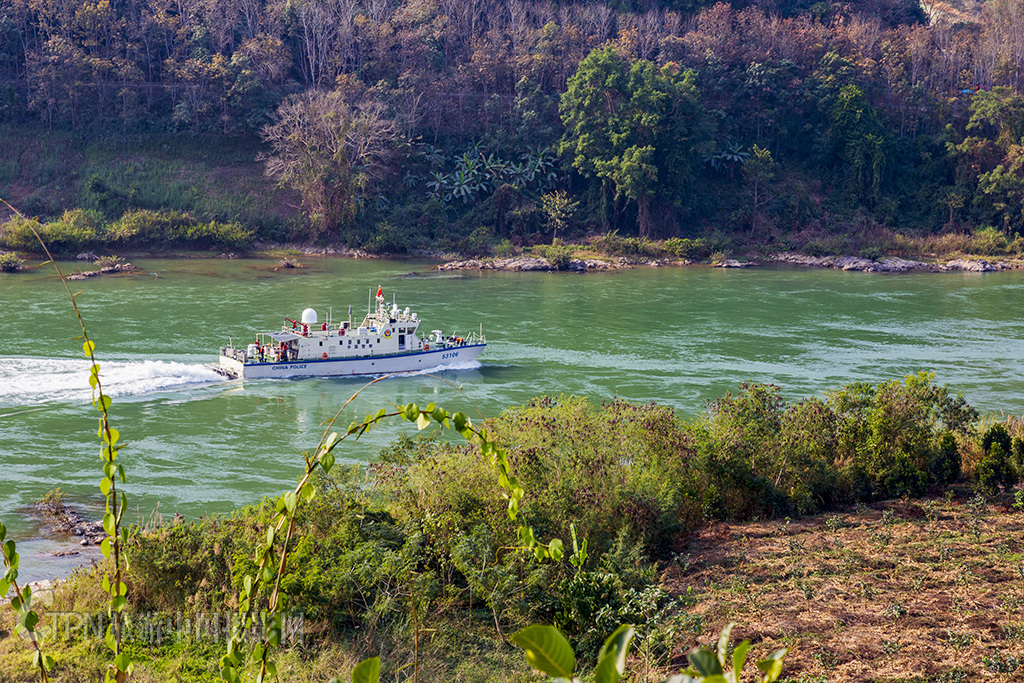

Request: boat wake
left=413, top=359, right=483, bottom=375
left=0, top=357, right=224, bottom=407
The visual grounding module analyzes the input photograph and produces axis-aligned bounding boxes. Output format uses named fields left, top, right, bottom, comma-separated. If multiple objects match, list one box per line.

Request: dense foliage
left=112, top=373, right=1015, bottom=674
left=5, top=0, right=1024, bottom=248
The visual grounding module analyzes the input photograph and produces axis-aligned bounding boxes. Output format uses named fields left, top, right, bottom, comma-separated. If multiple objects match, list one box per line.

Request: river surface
left=3, top=257, right=1024, bottom=580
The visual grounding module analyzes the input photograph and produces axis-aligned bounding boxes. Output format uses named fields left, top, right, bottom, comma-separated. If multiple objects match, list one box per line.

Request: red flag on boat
left=376, top=285, right=383, bottom=297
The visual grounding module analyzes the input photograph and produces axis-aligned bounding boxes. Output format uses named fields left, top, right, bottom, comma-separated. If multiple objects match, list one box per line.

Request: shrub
left=535, top=241, right=574, bottom=270
left=966, top=227, right=1008, bottom=256
left=106, top=209, right=253, bottom=249
left=0, top=251, right=22, bottom=271
left=975, top=424, right=1019, bottom=495
left=94, top=255, right=124, bottom=269
left=590, top=232, right=663, bottom=258
left=1, top=210, right=101, bottom=254
left=930, top=432, right=961, bottom=485
left=106, top=209, right=194, bottom=244
left=663, top=237, right=712, bottom=260
left=493, top=239, right=516, bottom=257
left=0, top=215, right=38, bottom=252
left=366, top=221, right=409, bottom=254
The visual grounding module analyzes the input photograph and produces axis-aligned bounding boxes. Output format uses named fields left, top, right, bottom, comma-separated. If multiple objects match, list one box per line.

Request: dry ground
left=663, top=491, right=1024, bottom=682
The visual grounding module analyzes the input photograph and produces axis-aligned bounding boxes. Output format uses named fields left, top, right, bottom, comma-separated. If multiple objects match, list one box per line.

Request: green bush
left=975, top=424, right=1019, bottom=496
left=534, top=241, right=574, bottom=270
left=0, top=210, right=101, bottom=254
left=107, top=209, right=253, bottom=249
left=966, top=227, right=1009, bottom=256
left=493, top=239, right=516, bottom=257
left=590, top=232, right=663, bottom=258
left=366, top=221, right=409, bottom=254
left=0, top=251, right=22, bottom=271
left=663, top=237, right=712, bottom=260
left=930, top=432, right=961, bottom=485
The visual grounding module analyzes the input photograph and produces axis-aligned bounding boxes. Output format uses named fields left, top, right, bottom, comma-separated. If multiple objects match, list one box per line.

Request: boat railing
left=220, top=346, right=246, bottom=363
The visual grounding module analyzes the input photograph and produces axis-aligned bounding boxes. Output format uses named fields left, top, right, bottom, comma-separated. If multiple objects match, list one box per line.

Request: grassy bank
left=0, top=125, right=298, bottom=246
left=2, top=376, right=1023, bottom=681
left=6, top=125, right=1024, bottom=264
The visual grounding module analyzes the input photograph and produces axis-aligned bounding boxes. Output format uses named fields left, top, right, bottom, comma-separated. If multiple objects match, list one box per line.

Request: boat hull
left=214, top=343, right=485, bottom=379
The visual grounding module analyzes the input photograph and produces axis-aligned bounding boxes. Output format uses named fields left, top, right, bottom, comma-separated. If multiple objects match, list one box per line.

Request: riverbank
left=433, top=251, right=1024, bottom=273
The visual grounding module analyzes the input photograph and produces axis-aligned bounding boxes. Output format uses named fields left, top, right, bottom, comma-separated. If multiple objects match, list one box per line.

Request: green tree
left=559, top=46, right=710, bottom=237
left=743, top=145, right=775, bottom=235
left=828, top=84, right=892, bottom=202
left=540, top=190, right=579, bottom=243
left=949, top=87, right=1024, bottom=231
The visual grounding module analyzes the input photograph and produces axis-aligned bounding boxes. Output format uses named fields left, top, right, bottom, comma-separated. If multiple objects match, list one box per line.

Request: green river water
left=2, top=257, right=1024, bottom=580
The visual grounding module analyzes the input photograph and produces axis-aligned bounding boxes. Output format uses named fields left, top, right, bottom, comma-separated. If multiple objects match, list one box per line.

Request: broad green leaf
left=100, top=478, right=112, bottom=496
left=283, top=491, right=297, bottom=514
left=0, top=579, right=8, bottom=597
left=404, top=403, right=420, bottom=421
left=266, top=660, right=278, bottom=677
left=511, top=625, right=575, bottom=680
left=103, top=428, right=120, bottom=446
left=100, top=537, right=112, bottom=559
left=547, top=538, right=564, bottom=562
left=96, top=395, right=112, bottom=412
left=731, top=640, right=750, bottom=683
left=416, top=412, right=431, bottom=430
left=43, top=654, right=55, bottom=670
left=322, top=432, right=340, bottom=454
left=756, top=648, right=789, bottom=682
left=300, top=484, right=316, bottom=503
left=103, top=513, right=116, bottom=536
left=0, top=522, right=6, bottom=542
left=243, top=576, right=253, bottom=598
left=20, top=610, right=39, bottom=630
left=89, top=374, right=98, bottom=389
left=320, top=450, right=335, bottom=474
left=594, top=624, right=635, bottom=683
left=453, top=412, right=468, bottom=433
left=351, top=656, right=381, bottom=683
left=716, top=623, right=735, bottom=665
left=83, top=340, right=95, bottom=357
left=688, top=648, right=723, bottom=677
left=113, top=653, right=131, bottom=673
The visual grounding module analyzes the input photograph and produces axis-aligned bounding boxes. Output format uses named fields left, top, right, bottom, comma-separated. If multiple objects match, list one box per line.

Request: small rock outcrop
left=772, top=253, right=934, bottom=272
left=68, top=262, right=141, bottom=280
left=942, top=258, right=1001, bottom=272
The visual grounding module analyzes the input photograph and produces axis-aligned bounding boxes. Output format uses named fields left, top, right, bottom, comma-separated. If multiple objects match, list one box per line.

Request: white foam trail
left=414, top=359, right=483, bottom=375
left=0, top=357, right=224, bottom=407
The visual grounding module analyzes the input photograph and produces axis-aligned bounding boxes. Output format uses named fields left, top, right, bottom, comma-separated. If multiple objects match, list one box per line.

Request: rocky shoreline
left=436, top=252, right=1024, bottom=273
left=68, top=262, right=143, bottom=280
left=437, top=255, right=673, bottom=272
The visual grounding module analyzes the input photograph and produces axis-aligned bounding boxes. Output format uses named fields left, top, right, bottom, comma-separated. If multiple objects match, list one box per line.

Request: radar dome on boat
left=301, top=308, right=318, bottom=324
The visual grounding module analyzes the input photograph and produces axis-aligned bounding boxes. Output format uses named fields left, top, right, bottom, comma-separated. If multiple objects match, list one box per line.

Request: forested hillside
left=3, top=0, right=1024, bottom=254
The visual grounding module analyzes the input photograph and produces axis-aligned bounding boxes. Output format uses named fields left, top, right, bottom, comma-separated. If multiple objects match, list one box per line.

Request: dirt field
left=664, top=491, right=1024, bottom=682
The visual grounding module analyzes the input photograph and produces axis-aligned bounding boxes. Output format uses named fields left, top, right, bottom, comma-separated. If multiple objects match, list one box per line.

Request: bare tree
left=261, top=90, right=398, bottom=237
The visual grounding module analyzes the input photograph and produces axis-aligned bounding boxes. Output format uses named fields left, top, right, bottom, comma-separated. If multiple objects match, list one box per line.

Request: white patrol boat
left=213, top=286, right=485, bottom=379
